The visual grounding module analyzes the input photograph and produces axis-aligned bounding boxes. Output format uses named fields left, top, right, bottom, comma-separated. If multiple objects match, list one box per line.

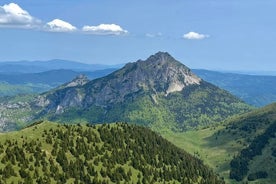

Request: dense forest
left=0, top=122, right=224, bottom=183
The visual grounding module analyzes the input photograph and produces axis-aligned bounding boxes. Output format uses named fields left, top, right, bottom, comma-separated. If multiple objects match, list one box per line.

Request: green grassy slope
left=163, top=126, right=235, bottom=183
left=163, top=103, right=276, bottom=184
left=0, top=121, right=224, bottom=184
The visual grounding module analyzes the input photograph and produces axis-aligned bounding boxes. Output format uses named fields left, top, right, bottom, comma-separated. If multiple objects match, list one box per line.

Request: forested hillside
left=0, top=122, right=224, bottom=183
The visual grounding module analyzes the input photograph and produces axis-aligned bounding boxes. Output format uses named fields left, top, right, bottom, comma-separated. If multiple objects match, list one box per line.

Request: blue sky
left=0, top=0, right=275, bottom=71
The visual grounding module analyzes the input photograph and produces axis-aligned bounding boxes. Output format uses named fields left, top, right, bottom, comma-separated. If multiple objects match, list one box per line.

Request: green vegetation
left=163, top=103, right=276, bottom=184
left=229, top=120, right=276, bottom=181
left=0, top=82, right=51, bottom=96
left=0, top=94, right=40, bottom=131
left=49, top=82, right=252, bottom=133
left=161, top=82, right=252, bottom=131
left=0, top=121, right=224, bottom=183
left=163, top=126, right=236, bottom=183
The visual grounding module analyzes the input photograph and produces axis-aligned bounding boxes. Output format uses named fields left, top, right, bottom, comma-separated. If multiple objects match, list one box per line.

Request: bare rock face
left=40, top=52, right=202, bottom=113
left=64, top=74, right=89, bottom=88
left=82, top=52, right=201, bottom=104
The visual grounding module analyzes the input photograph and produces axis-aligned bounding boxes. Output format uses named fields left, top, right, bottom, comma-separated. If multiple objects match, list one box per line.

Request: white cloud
left=183, top=31, right=209, bottom=40
left=0, top=3, right=40, bottom=28
left=0, top=3, right=127, bottom=36
left=44, top=19, right=77, bottom=32
left=82, top=24, right=128, bottom=35
left=146, top=32, right=162, bottom=38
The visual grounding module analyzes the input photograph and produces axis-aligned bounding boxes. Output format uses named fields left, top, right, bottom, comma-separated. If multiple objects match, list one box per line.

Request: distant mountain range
left=0, top=69, right=117, bottom=85
left=0, top=59, right=275, bottom=107
left=0, top=68, right=117, bottom=96
left=0, top=59, right=122, bottom=73
left=193, top=69, right=276, bottom=107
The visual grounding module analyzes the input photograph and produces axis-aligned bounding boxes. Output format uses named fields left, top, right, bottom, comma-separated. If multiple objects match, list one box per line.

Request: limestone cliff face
left=38, top=52, right=202, bottom=113
left=63, top=74, right=89, bottom=88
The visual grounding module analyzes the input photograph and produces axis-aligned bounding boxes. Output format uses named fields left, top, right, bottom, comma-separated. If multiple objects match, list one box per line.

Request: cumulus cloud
left=0, top=3, right=40, bottom=28
left=183, top=31, right=209, bottom=40
left=44, top=19, right=77, bottom=32
left=0, top=3, right=128, bottom=36
left=82, top=24, right=128, bottom=35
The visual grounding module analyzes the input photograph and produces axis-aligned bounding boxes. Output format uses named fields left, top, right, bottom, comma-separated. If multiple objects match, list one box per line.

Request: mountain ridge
left=0, top=59, right=121, bottom=73
left=0, top=52, right=252, bottom=132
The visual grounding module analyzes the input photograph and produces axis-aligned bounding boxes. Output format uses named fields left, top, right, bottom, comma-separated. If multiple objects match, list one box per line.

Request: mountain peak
left=142, top=51, right=185, bottom=66
left=122, top=51, right=201, bottom=95
left=148, top=51, right=173, bottom=61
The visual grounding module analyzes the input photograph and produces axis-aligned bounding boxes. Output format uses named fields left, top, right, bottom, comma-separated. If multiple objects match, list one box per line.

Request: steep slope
left=164, top=103, right=276, bottom=184
left=0, top=121, right=224, bottom=183
left=0, top=52, right=252, bottom=132
left=193, top=69, right=276, bottom=107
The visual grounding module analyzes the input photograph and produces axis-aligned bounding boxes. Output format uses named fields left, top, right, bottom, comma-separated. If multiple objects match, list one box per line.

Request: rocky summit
left=38, top=52, right=202, bottom=113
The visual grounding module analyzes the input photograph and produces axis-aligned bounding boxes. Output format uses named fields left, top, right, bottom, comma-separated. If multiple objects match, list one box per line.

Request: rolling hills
left=0, top=69, right=117, bottom=96
left=0, top=121, right=224, bottom=183
left=0, top=59, right=118, bottom=96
